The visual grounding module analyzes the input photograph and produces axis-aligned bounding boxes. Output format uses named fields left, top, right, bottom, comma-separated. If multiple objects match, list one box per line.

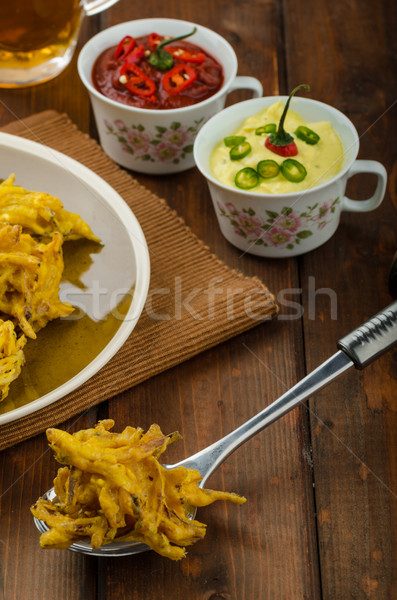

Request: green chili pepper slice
left=257, top=159, right=280, bottom=179
left=148, top=45, right=174, bottom=71
left=281, top=158, right=307, bottom=182
left=149, top=27, right=197, bottom=70
left=230, top=141, right=251, bottom=160
left=224, top=135, right=246, bottom=147
left=235, top=167, right=259, bottom=189
left=255, top=123, right=277, bottom=135
left=295, top=125, right=320, bottom=145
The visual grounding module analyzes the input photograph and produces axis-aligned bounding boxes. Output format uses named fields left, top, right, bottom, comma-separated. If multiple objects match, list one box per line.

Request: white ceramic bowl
left=193, top=95, right=387, bottom=258
left=0, top=132, right=150, bottom=425
left=77, top=18, right=262, bottom=174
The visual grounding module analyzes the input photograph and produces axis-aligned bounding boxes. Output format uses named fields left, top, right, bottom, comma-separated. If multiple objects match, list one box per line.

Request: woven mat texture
left=0, top=111, right=278, bottom=449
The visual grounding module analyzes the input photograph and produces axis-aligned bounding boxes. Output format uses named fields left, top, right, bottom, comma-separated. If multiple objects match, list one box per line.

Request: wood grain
left=284, top=0, right=397, bottom=598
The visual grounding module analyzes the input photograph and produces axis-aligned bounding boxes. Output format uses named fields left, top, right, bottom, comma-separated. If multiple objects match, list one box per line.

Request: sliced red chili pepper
left=119, top=63, right=156, bottom=97
left=265, top=136, right=298, bottom=157
left=115, top=36, right=136, bottom=60
left=124, top=44, right=145, bottom=64
left=165, top=46, right=206, bottom=64
left=148, top=33, right=162, bottom=48
left=162, top=64, right=197, bottom=94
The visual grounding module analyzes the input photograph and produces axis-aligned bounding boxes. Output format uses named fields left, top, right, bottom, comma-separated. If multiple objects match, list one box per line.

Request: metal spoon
left=34, top=301, right=397, bottom=557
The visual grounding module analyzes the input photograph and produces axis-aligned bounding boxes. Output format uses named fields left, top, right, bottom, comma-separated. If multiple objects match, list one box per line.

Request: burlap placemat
left=0, top=111, right=278, bottom=450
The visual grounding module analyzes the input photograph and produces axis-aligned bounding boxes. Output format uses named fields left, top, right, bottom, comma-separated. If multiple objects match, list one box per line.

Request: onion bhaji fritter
left=0, top=318, right=26, bottom=401
left=0, top=224, right=73, bottom=340
left=0, top=174, right=100, bottom=401
left=0, top=174, right=100, bottom=242
left=31, top=420, right=246, bottom=560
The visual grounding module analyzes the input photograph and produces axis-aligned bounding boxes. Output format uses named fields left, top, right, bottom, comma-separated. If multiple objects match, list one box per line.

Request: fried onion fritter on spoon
left=31, top=420, right=246, bottom=560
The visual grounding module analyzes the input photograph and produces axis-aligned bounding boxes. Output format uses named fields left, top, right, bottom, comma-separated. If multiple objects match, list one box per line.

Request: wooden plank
left=0, top=412, right=99, bottom=600
left=284, top=0, right=397, bottom=597
left=100, top=324, right=320, bottom=599
left=95, top=2, right=321, bottom=599
left=0, top=15, right=100, bottom=595
left=0, top=17, right=100, bottom=600
left=0, top=1, right=326, bottom=598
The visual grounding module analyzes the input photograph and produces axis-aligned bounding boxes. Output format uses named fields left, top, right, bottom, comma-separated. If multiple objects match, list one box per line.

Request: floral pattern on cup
left=217, top=198, right=340, bottom=249
left=104, top=117, right=205, bottom=164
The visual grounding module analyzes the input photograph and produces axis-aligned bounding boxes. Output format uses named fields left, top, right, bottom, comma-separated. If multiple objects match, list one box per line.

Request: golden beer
left=0, top=0, right=84, bottom=86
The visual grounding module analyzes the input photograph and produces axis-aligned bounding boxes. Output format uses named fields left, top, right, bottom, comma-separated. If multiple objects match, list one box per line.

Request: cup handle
left=341, top=159, right=387, bottom=213
left=84, top=0, right=119, bottom=16
left=227, top=76, right=263, bottom=98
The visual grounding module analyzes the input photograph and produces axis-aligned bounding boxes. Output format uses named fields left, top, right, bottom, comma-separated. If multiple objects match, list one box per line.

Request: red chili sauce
left=92, top=33, right=224, bottom=110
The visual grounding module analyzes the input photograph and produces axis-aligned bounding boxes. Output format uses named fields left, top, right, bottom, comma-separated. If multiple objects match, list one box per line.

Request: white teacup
left=78, top=18, right=263, bottom=174
left=193, top=96, right=387, bottom=258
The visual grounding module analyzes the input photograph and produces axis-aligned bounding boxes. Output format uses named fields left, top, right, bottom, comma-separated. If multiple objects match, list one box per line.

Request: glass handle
left=84, top=0, right=119, bottom=16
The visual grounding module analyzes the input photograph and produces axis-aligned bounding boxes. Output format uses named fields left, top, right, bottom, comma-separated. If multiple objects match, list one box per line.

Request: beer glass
left=0, top=0, right=119, bottom=87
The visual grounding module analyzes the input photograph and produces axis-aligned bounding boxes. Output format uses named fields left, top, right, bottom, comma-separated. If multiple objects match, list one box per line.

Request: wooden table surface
left=1, top=1, right=396, bottom=598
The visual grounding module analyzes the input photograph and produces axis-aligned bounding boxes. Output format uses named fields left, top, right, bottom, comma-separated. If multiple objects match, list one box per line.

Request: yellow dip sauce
left=210, top=101, right=344, bottom=193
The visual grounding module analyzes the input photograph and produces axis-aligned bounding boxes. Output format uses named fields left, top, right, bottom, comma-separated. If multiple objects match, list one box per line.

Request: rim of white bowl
left=77, top=18, right=238, bottom=116
left=193, top=95, right=360, bottom=198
